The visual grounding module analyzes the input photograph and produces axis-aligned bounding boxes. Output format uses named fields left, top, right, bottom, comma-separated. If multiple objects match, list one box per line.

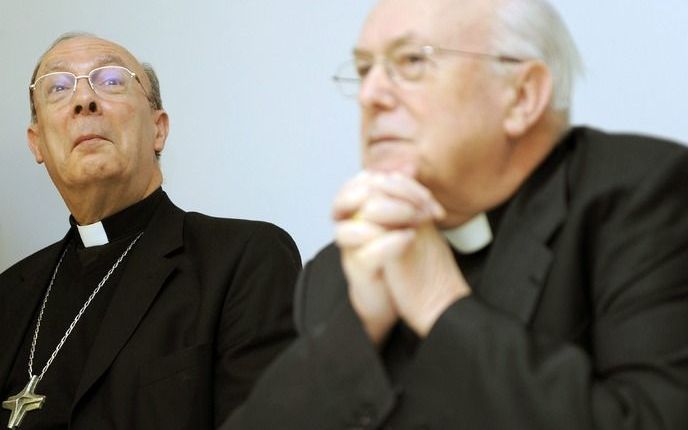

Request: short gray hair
left=141, top=62, right=163, bottom=112
left=489, top=0, right=583, bottom=119
left=29, top=32, right=163, bottom=123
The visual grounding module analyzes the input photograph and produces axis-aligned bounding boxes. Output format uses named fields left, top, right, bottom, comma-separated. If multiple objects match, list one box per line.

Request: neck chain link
left=28, top=231, right=144, bottom=381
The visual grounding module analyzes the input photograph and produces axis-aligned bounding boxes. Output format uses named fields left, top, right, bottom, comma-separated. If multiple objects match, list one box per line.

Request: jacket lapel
left=72, top=195, right=185, bottom=406
left=0, top=236, right=71, bottom=393
left=478, top=144, right=569, bottom=325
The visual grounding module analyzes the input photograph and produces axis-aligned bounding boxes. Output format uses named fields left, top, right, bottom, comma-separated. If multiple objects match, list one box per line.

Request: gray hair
left=29, top=32, right=163, bottom=123
left=489, top=0, right=583, bottom=119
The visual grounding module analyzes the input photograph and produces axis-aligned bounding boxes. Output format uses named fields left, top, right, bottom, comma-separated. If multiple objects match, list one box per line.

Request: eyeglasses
left=30, top=65, right=151, bottom=107
left=332, top=44, right=525, bottom=97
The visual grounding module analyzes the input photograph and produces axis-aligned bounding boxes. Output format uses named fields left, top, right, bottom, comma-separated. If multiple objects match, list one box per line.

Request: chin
left=366, top=163, right=408, bottom=174
left=72, top=162, right=122, bottom=184
left=364, top=156, right=418, bottom=176
left=364, top=142, right=419, bottom=173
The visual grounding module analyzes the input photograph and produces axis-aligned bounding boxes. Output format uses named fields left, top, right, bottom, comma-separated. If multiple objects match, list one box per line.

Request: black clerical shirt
left=1, top=189, right=163, bottom=429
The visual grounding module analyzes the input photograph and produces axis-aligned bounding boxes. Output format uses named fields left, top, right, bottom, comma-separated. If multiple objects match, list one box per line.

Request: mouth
left=73, top=134, right=109, bottom=147
left=367, top=135, right=411, bottom=146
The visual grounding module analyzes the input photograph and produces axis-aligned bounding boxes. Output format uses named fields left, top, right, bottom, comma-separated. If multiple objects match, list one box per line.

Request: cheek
left=117, top=104, right=140, bottom=133
left=38, top=119, right=71, bottom=159
left=416, top=112, right=499, bottom=193
left=119, top=107, right=154, bottom=145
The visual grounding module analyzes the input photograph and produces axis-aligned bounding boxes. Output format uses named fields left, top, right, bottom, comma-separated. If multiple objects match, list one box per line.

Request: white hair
left=489, top=0, right=584, bottom=118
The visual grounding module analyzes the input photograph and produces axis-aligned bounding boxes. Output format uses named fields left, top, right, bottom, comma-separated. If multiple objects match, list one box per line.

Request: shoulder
left=302, top=243, right=343, bottom=279
left=295, top=243, right=347, bottom=331
left=561, top=128, right=688, bottom=291
left=572, top=126, right=686, bottom=152
left=180, top=212, right=301, bottom=267
left=0, top=239, right=64, bottom=281
left=184, top=212, right=296, bottom=244
left=567, top=126, right=688, bottom=188
left=558, top=126, right=688, bottom=216
left=0, top=239, right=65, bottom=309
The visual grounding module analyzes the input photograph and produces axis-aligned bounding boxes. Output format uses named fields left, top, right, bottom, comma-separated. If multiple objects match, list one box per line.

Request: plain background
left=1, top=1, right=686, bottom=272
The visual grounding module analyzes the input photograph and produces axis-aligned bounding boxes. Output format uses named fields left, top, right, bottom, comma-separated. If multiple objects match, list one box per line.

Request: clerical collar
left=70, top=187, right=164, bottom=248
left=442, top=212, right=493, bottom=254
left=76, top=222, right=109, bottom=247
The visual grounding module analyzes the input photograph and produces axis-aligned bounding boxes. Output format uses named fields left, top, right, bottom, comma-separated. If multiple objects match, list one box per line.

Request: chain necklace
left=2, top=231, right=144, bottom=429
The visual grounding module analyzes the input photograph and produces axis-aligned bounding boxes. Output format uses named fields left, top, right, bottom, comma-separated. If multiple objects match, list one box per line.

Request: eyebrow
left=41, top=54, right=130, bottom=74
left=352, top=33, right=420, bottom=57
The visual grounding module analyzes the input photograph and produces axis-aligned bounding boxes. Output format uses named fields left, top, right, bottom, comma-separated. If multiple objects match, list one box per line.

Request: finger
left=332, top=171, right=375, bottom=220
left=335, top=219, right=386, bottom=248
left=369, top=173, right=446, bottom=220
left=357, top=195, right=431, bottom=228
left=351, top=229, right=416, bottom=273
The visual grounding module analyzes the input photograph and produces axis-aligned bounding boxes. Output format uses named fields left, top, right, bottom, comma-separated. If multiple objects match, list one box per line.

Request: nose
left=358, top=61, right=397, bottom=111
left=73, top=77, right=101, bottom=116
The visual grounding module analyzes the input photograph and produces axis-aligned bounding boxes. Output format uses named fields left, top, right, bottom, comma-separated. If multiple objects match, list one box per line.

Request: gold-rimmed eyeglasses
left=30, top=65, right=152, bottom=107
left=332, top=44, right=525, bottom=97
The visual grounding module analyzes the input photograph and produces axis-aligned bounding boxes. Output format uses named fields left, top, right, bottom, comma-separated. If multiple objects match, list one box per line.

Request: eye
left=392, top=49, right=428, bottom=80
left=48, top=84, right=68, bottom=94
left=92, top=67, right=128, bottom=88
left=399, top=52, right=426, bottom=65
left=42, top=74, right=74, bottom=95
left=103, top=77, right=123, bottom=86
left=354, top=60, right=373, bottom=79
left=97, top=75, right=125, bottom=86
left=395, top=51, right=428, bottom=69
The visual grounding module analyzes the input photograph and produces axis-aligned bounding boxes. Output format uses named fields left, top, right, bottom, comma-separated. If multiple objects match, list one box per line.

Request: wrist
left=406, top=288, right=470, bottom=338
left=359, top=312, right=397, bottom=346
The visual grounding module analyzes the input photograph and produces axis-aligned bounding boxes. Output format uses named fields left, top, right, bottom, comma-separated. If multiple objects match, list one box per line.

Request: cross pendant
left=2, top=375, right=45, bottom=429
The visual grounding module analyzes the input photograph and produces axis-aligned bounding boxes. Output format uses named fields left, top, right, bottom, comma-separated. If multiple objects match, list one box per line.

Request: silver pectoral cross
left=2, top=375, right=45, bottom=429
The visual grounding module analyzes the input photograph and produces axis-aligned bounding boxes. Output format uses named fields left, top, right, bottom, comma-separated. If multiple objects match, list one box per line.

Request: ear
left=503, top=60, right=553, bottom=139
left=27, top=123, right=45, bottom=164
left=152, top=110, right=169, bottom=155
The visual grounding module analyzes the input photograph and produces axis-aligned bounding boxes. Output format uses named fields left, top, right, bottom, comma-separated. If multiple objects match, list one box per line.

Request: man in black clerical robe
left=0, top=33, right=300, bottom=429
left=223, top=0, right=688, bottom=428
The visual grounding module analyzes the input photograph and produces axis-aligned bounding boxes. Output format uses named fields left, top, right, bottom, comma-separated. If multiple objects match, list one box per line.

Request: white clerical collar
left=76, top=221, right=110, bottom=247
left=442, top=212, right=493, bottom=254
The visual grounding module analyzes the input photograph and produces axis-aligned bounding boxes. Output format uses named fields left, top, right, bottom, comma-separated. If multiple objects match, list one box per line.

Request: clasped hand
left=333, top=171, right=471, bottom=345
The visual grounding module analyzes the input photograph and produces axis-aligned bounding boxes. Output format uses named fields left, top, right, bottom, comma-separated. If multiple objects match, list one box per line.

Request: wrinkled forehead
left=37, top=37, right=146, bottom=82
left=357, top=0, right=498, bottom=52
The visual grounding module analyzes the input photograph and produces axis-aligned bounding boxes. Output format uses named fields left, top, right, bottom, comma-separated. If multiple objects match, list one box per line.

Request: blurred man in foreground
left=225, top=0, right=688, bottom=428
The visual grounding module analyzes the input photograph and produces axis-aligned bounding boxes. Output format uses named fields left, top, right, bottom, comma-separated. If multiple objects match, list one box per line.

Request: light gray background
left=1, top=1, right=686, bottom=272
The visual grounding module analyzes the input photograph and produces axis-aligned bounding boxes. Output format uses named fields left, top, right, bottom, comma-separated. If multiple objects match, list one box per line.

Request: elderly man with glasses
left=0, top=33, right=301, bottom=429
left=224, top=0, right=688, bottom=429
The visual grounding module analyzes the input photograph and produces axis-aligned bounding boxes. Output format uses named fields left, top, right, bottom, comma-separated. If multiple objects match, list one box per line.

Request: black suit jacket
left=0, top=193, right=301, bottom=429
left=225, top=127, right=688, bottom=429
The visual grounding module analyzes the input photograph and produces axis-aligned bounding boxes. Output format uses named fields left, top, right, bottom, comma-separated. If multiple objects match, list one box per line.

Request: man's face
left=357, top=0, right=517, bottom=226
left=28, top=37, right=167, bottom=196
